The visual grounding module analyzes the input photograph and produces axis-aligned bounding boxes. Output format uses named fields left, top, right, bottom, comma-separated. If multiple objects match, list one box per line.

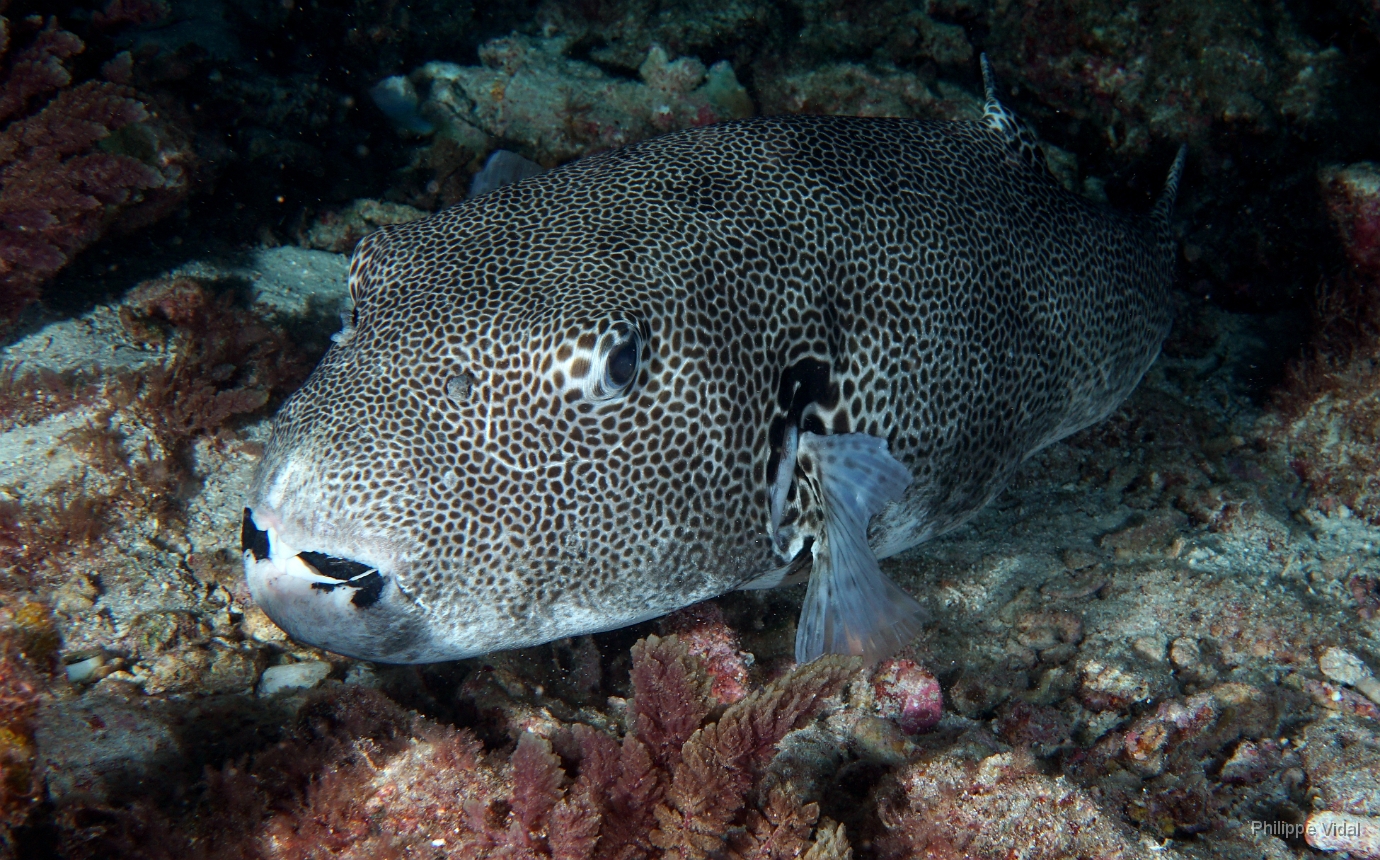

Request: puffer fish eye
left=586, top=323, right=641, bottom=400
left=606, top=338, right=639, bottom=389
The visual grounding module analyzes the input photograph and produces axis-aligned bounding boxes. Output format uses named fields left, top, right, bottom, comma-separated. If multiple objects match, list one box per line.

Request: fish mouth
left=241, top=510, right=386, bottom=608
left=240, top=507, right=450, bottom=663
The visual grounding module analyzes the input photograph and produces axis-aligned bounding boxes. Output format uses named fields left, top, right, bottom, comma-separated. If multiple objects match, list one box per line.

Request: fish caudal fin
left=795, top=432, right=926, bottom=665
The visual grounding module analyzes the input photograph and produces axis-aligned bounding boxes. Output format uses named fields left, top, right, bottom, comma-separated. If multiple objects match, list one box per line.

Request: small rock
left=1122, top=717, right=1171, bottom=776
left=1304, top=678, right=1380, bottom=719
left=660, top=602, right=750, bottom=704
left=1078, top=658, right=1161, bottom=711
left=1320, top=647, right=1372, bottom=687
left=1320, top=647, right=1380, bottom=704
left=848, top=715, right=913, bottom=765
left=257, top=661, right=332, bottom=697
left=344, top=662, right=382, bottom=688
left=1307, top=811, right=1380, bottom=858
left=1219, top=739, right=1278, bottom=785
left=242, top=605, right=289, bottom=645
left=873, top=659, right=943, bottom=733
left=1169, top=637, right=1202, bottom=670
left=64, top=655, right=107, bottom=685
left=994, top=700, right=1071, bottom=750
left=1300, top=718, right=1380, bottom=817
left=1133, top=636, right=1166, bottom=663
left=1319, top=162, right=1380, bottom=282
left=1097, top=510, right=1189, bottom=559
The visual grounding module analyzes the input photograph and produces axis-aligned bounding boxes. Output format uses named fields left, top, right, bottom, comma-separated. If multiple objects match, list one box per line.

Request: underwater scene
left=3, top=0, right=1380, bottom=857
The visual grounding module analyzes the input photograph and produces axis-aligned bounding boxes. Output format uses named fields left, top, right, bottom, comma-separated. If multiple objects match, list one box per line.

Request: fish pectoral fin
left=740, top=539, right=813, bottom=590
left=740, top=563, right=811, bottom=591
left=794, top=432, right=926, bottom=665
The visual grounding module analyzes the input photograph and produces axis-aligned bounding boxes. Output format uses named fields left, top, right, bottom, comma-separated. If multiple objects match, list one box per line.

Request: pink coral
left=44, top=636, right=858, bottom=860
left=872, top=659, right=942, bottom=734
left=659, top=602, right=750, bottom=705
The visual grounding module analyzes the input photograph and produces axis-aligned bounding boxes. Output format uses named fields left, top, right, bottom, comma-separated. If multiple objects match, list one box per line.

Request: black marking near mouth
left=299, top=551, right=373, bottom=580
left=242, top=508, right=270, bottom=561
left=299, top=551, right=386, bottom=609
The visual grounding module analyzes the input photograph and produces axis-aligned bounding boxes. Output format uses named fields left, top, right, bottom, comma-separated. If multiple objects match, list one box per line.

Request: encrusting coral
left=43, top=635, right=859, bottom=860
left=0, top=1, right=192, bottom=329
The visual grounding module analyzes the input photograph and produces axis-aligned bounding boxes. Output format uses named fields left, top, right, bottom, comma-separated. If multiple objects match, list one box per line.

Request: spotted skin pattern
left=244, top=112, right=1177, bottom=663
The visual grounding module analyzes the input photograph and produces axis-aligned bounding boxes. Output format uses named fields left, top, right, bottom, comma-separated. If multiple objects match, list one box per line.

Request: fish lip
left=242, top=504, right=460, bottom=662
left=242, top=505, right=397, bottom=586
left=243, top=547, right=457, bottom=663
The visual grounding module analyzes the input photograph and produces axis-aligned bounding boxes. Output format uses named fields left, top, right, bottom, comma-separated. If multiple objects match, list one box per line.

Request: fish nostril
left=242, top=508, right=270, bottom=561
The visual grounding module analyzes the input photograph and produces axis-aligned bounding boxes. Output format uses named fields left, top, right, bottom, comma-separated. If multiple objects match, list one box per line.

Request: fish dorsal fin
left=794, top=432, right=926, bottom=664
left=1152, top=144, right=1188, bottom=227
left=980, top=54, right=1047, bottom=174
left=469, top=149, right=547, bottom=198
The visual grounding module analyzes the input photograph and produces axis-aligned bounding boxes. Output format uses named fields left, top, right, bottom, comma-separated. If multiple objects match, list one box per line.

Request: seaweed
left=120, top=276, right=310, bottom=460
left=0, top=366, right=104, bottom=433
left=36, top=636, right=860, bottom=860
left=0, top=4, right=192, bottom=329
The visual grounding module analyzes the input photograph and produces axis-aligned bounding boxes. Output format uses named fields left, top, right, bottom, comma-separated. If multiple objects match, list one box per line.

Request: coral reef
left=296, top=199, right=428, bottom=254
left=877, top=746, right=1167, bottom=859
left=0, top=5, right=192, bottom=327
left=536, top=0, right=778, bottom=72
left=986, top=1, right=1340, bottom=160
left=390, top=36, right=753, bottom=207
left=1265, top=163, right=1380, bottom=522
left=756, top=62, right=981, bottom=123
left=984, top=0, right=1350, bottom=309
left=3, top=0, right=1380, bottom=856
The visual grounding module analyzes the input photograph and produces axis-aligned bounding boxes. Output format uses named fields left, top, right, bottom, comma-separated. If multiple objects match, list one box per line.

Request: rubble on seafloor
left=4, top=0, right=1380, bottom=857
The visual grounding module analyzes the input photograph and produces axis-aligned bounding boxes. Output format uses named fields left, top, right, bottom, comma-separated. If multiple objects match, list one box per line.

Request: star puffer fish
left=242, top=58, right=1183, bottom=665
